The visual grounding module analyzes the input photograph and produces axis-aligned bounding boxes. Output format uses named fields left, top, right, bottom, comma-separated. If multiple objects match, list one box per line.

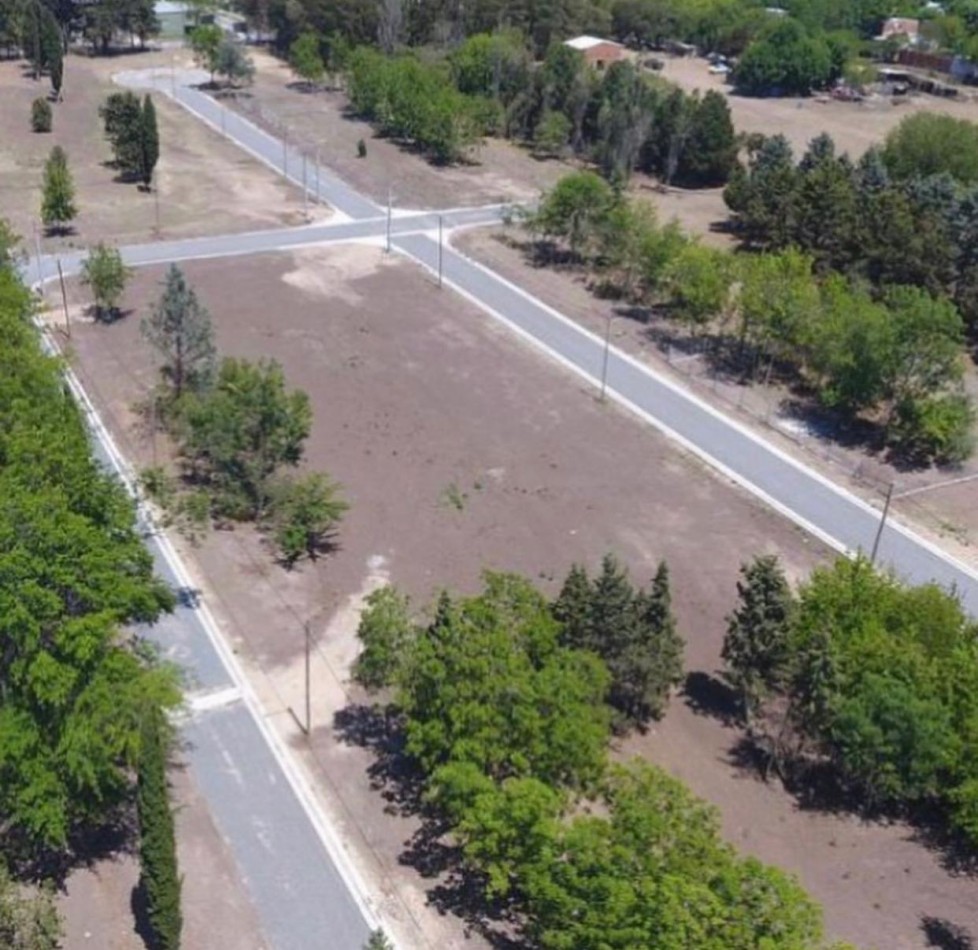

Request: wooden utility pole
left=56, top=258, right=70, bottom=338
left=437, top=215, right=443, bottom=288
left=600, top=313, right=613, bottom=402
left=870, top=482, right=895, bottom=565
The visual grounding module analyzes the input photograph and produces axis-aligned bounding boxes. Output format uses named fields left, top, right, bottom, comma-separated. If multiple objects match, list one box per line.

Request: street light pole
left=56, top=259, right=70, bottom=338
left=870, top=482, right=895, bottom=565
left=385, top=184, right=392, bottom=253
left=437, top=214, right=443, bottom=288
left=599, top=313, right=613, bottom=402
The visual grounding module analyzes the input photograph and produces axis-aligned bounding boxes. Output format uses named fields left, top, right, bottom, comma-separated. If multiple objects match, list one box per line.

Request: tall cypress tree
left=137, top=706, right=182, bottom=950
left=139, top=94, right=160, bottom=189
left=553, top=563, right=593, bottom=651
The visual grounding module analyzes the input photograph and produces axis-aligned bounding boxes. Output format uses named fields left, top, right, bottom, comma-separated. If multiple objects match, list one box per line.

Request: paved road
left=96, top=68, right=978, bottom=614
left=52, top=346, right=374, bottom=950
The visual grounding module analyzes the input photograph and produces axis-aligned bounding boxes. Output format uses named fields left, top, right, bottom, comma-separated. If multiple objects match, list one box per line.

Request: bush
left=31, top=97, right=52, bottom=133
left=887, top=393, right=976, bottom=465
left=357, top=137, right=367, bottom=158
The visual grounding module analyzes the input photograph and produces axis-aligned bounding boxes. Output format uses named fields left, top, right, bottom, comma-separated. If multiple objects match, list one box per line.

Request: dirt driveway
left=58, top=245, right=978, bottom=949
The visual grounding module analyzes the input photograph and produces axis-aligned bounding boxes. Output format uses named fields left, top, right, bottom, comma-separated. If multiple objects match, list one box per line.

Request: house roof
left=881, top=17, right=920, bottom=36
left=564, top=35, right=623, bottom=51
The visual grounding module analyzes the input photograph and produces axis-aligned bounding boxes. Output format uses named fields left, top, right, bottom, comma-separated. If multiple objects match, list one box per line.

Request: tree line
left=345, top=36, right=737, bottom=183
left=0, top=0, right=159, bottom=59
left=352, top=564, right=851, bottom=948
left=722, top=554, right=978, bottom=849
left=0, top=223, right=183, bottom=947
left=522, top=164, right=975, bottom=463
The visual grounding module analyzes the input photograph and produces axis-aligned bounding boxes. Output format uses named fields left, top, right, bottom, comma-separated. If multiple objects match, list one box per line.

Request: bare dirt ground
left=660, top=54, right=978, bottom=157
left=57, top=246, right=978, bottom=950
left=0, top=50, right=326, bottom=256
left=227, top=49, right=570, bottom=211
left=57, top=759, right=268, bottom=949
left=453, top=225, right=978, bottom=569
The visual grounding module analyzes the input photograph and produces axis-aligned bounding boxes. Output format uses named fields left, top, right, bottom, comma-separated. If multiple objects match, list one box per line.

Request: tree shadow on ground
left=922, top=916, right=976, bottom=950
left=130, top=877, right=155, bottom=950
left=333, top=702, right=527, bottom=948
left=682, top=670, right=739, bottom=727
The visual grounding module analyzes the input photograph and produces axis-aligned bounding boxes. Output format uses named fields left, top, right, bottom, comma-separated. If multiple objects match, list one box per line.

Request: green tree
left=882, top=112, right=978, bottom=185
left=400, top=574, right=610, bottom=789
left=677, top=89, right=737, bottom=187
left=723, top=134, right=799, bottom=249
left=531, top=171, right=616, bottom=261
left=139, top=94, right=160, bottom=188
left=593, top=60, right=652, bottom=184
left=40, top=144, right=76, bottom=234
left=99, top=90, right=143, bottom=178
left=0, top=218, right=21, bottom=269
left=353, top=586, right=415, bottom=691
left=179, top=357, right=312, bottom=519
left=31, top=97, right=52, bottom=133
left=141, top=264, right=216, bottom=401
left=214, top=37, right=256, bottom=87
left=266, top=471, right=348, bottom=566
left=290, top=31, right=325, bottom=84
left=722, top=555, right=795, bottom=725
left=189, top=24, right=222, bottom=81
left=733, top=18, right=833, bottom=96
left=0, top=863, right=62, bottom=950
left=363, top=929, right=394, bottom=950
left=532, top=109, right=571, bottom=158
left=665, top=242, right=733, bottom=332
left=80, top=243, right=130, bottom=321
left=137, top=706, right=182, bottom=950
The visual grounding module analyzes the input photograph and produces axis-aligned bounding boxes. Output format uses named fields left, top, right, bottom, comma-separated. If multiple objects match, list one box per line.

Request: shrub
left=31, top=97, right=52, bottom=133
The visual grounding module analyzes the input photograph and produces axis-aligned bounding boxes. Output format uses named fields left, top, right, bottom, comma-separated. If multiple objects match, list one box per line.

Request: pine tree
left=552, top=563, right=592, bottom=651
left=139, top=94, right=159, bottom=189
left=40, top=145, right=76, bottom=234
left=141, top=264, right=216, bottom=400
left=721, top=555, right=795, bottom=726
left=363, top=929, right=394, bottom=950
left=137, top=706, right=182, bottom=950
left=639, top=562, right=685, bottom=717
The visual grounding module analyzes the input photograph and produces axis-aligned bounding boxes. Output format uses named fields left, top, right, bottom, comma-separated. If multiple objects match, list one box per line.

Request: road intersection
left=32, top=64, right=978, bottom=950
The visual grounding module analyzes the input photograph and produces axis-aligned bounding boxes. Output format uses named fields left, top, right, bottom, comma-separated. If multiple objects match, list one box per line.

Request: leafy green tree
left=531, top=171, right=616, bottom=261
left=179, top=357, right=312, bottom=519
left=552, top=562, right=592, bottom=650
left=353, top=586, right=415, bottom=692
left=532, top=109, right=571, bottom=158
left=189, top=24, right=222, bottom=81
left=100, top=90, right=144, bottom=178
left=137, top=706, right=182, bottom=950
left=665, top=243, right=733, bottom=332
left=214, top=37, right=256, bottom=87
left=31, top=97, right=51, bottom=133
left=722, top=555, right=795, bottom=725
left=400, top=573, right=611, bottom=789
left=139, top=94, right=160, bottom=188
left=723, top=134, right=799, bottom=248
left=733, top=18, right=833, bottom=96
left=290, top=31, right=325, bottom=84
left=0, top=863, right=62, bottom=950
left=593, top=60, right=652, bottom=184
left=0, top=218, right=21, bottom=270
left=141, top=264, right=216, bottom=401
left=266, top=471, right=348, bottom=566
left=40, top=144, right=76, bottom=234
left=80, top=243, right=130, bottom=321
left=883, top=112, right=978, bottom=185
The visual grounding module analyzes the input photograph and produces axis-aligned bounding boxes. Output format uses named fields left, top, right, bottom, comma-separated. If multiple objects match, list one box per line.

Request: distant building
left=877, top=17, right=921, bottom=43
left=154, top=0, right=190, bottom=38
left=563, top=35, right=628, bottom=70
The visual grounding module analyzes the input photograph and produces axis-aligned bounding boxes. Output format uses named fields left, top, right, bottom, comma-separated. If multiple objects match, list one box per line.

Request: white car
left=708, top=63, right=731, bottom=75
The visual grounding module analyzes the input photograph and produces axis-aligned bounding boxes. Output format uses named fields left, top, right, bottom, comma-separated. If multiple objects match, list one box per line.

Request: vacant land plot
left=661, top=54, right=978, bottom=157
left=0, top=51, right=323, bottom=254
left=453, top=225, right=978, bottom=567
left=59, top=245, right=978, bottom=949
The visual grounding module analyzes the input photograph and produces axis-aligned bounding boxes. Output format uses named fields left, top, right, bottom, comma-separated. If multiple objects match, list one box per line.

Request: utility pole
left=385, top=184, right=392, bottom=253
left=437, top=214, right=443, bottom=288
left=282, top=127, right=288, bottom=179
left=56, top=259, right=70, bottom=338
left=302, top=152, right=308, bottom=219
left=287, top=621, right=312, bottom=738
left=599, top=313, right=613, bottom=402
left=315, top=148, right=321, bottom=204
left=154, top=183, right=161, bottom=235
left=32, top=222, right=43, bottom=296
left=870, top=482, right=895, bottom=566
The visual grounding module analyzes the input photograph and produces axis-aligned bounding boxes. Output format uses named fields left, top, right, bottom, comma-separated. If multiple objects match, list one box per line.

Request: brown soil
left=61, top=246, right=978, bottom=949
left=58, top=760, right=268, bottom=949
left=660, top=54, right=978, bottom=157
left=452, top=225, right=978, bottom=568
left=0, top=51, right=325, bottom=256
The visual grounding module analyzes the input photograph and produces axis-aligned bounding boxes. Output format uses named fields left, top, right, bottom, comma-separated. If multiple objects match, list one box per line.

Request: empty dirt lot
left=58, top=244, right=978, bottom=949
left=0, top=50, right=323, bottom=254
